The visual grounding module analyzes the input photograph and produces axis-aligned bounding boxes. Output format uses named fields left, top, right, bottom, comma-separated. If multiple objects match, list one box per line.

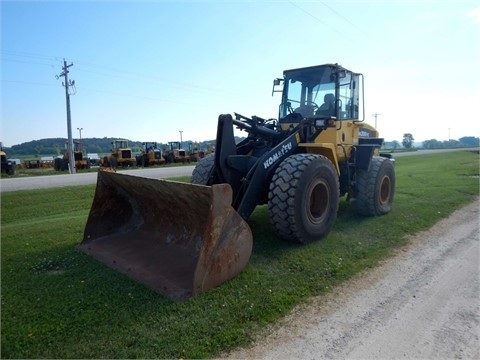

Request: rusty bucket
left=78, top=171, right=253, bottom=301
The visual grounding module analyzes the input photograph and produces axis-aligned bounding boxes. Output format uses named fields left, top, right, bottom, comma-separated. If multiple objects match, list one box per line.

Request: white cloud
left=468, top=6, right=480, bottom=23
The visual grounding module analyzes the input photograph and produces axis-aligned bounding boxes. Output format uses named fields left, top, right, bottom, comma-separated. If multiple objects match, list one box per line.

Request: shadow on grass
left=247, top=198, right=367, bottom=257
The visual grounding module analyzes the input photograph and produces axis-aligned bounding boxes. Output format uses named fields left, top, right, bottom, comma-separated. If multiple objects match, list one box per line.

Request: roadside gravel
left=222, top=199, right=480, bottom=359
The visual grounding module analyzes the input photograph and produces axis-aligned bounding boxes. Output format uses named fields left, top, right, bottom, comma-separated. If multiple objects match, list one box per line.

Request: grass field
left=1, top=151, right=478, bottom=359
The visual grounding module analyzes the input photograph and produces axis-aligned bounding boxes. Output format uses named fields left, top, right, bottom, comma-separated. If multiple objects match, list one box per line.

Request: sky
left=1, top=0, right=480, bottom=147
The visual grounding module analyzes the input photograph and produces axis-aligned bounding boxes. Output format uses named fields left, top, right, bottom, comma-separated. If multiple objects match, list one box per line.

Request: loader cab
left=277, top=64, right=364, bottom=125
left=112, top=139, right=129, bottom=150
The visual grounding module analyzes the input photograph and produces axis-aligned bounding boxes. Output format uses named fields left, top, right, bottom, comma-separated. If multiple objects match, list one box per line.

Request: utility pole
left=56, top=59, right=76, bottom=174
left=179, top=130, right=183, bottom=148
left=372, top=113, right=381, bottom=129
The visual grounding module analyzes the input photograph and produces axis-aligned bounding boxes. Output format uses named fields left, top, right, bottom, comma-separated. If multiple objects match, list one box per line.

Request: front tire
left=268, top=153, right=340, bottom=244
left=110, top=156, right=117, bottom=169
left=351, top=156, right=395, bottom=216
left=191, top=153, right=215, bottom=185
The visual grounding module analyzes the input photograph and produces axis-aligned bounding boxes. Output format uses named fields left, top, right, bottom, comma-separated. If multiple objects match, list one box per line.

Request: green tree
left=459, top=136, right=480, bottom=146
left=402, top=133, right=414, bottom=149
left=53, top=144, right=61, bottom=155
left=423, top=139, right=443, bottom=149
left=34, top=145, right=43, bottom=157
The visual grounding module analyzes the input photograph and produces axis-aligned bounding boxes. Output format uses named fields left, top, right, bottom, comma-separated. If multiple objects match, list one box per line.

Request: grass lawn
left=1, top=151, right=478, bottom=359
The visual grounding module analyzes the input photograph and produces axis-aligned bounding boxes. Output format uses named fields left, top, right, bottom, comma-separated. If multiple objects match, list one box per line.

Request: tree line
left=385, top=134, right=478, bottom=150
left=405, top=134, right=478, bottom=149
left=421, top=137, right=479, bottom=149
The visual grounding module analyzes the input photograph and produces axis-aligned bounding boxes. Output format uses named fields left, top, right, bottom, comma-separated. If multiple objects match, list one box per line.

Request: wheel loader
left=0, top=142, right=16, bottom=176
left=101, top=139, right=136, bottom=168
left=136, top=141, right=165, bottom=167
left=79, top=63, right=395, bottom=301
left=54, top=140, right=89, bottom=171
left=164, top=141, right=188, bottom=163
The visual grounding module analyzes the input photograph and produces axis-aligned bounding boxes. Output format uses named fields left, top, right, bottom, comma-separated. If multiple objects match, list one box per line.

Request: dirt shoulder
left=222, top=199, right=479, bottom=359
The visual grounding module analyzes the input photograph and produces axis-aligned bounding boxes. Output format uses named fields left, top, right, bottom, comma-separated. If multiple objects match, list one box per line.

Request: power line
left=318, top=1, right=373, bottom=40
left=0, top=49, right=62, bottom=61
left=288, top=1, right=355, bottom=42
left=294, top=1, right=388, bottom=64
left=1, top=58, right=57, bottom=68
left=1, top=78, right=209, bottom=106
left=1, top=79, right=57, bottom=87
left=2, top=49, right=242, bottom=98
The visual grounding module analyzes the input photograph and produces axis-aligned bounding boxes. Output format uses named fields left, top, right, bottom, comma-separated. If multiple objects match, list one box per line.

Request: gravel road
left=222, top=199, right=480, bottom=359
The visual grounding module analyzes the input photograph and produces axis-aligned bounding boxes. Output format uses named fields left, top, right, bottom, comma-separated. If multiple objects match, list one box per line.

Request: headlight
left=314, top=118, right=336, bottom=128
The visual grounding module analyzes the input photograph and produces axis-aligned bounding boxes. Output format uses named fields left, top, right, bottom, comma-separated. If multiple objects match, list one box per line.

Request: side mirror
left=272, top=78, right=284, bottom=96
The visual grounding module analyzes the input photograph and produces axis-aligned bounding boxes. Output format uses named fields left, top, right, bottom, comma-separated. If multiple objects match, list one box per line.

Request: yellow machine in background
left=164, top=141, right=188, bottom=163
left=101, top=139, right=136, bottom=168
left=0, top=142, right=15, bottom=175
left=54, top=140, right=89, bottom=171
left=136, top=142, right=165, bottom=167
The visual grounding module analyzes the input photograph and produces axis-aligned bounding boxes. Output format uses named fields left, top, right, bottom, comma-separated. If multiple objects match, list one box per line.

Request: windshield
left=279, top=65, right=362, bottom=121
left=115, top=140, right=128, bottom=149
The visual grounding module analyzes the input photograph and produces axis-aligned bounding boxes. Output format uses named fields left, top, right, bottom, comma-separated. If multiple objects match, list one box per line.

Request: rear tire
left=191, top=153, right=215, bottom=185
left=351, top=156, right=395, bottom=216
left=268, top=153, right=340, bottom=244
left=61, top=159, right=69, bottom=171
left=53, top=158, right=62, bottom=171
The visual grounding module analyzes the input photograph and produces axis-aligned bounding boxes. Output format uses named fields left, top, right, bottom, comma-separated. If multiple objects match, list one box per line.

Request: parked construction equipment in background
left=79, top=63, right=395, bottom=301
left=164, top=141, right=188, bottom=163
left=136, top=142, right=165, bottom=167
left=101, top=139, right=136, bottom=168
left=54, top=140, right=89, bottom=171
left=187, top=142, right=211, bottom=161
left=0, top=142, right=16, bottom=175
